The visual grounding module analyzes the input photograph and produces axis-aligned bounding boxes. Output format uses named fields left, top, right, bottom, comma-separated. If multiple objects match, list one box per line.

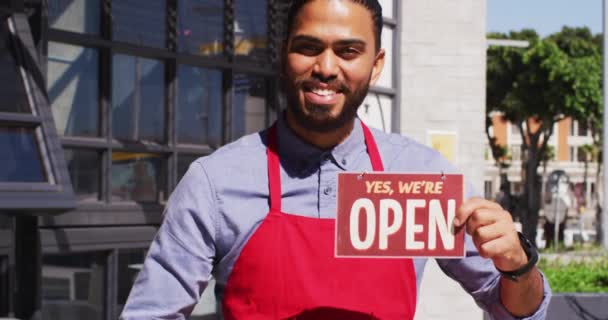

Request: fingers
left=472, top=221, right=517, bottom=258
left=454, top=197, right=503, bottom=228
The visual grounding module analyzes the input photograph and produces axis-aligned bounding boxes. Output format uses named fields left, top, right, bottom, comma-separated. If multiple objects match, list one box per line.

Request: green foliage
left=539, top=256, right=608, bottom=293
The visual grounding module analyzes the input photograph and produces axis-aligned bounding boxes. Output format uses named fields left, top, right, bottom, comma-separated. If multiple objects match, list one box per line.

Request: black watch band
left=496, top=232, right=539, bottom=282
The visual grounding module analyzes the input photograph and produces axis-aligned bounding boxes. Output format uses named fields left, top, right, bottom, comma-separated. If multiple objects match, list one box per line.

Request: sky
left=487, top=0, right=603, bottom=37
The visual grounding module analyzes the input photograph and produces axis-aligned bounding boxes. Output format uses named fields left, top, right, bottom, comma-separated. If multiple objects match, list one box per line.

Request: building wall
left=399, top=0, right=487, bottom=193
left=398, top=1, right=487, bottom=319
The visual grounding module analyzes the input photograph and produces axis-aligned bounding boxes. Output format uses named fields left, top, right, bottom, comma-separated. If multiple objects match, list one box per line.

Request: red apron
left=222, top=122, right=417, bottom=319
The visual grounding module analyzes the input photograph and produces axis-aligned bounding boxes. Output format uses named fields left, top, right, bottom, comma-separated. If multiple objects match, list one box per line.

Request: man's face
left=283, top=0, right=385, bottom=133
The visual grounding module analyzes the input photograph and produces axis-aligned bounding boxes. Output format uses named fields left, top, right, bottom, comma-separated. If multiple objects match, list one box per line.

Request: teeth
left=311, top=89, right=336, bottom=96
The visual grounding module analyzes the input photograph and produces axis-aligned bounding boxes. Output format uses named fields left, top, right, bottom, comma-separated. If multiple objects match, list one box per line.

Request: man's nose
left=313, top=50, right=339, bottom=80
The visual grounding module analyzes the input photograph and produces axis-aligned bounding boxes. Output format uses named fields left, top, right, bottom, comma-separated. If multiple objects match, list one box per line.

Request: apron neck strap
left=267, top=121, right=384, bottom=212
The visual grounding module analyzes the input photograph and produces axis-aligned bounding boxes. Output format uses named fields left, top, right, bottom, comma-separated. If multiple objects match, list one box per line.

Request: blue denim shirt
left=121, top=116, right=551, bottom=319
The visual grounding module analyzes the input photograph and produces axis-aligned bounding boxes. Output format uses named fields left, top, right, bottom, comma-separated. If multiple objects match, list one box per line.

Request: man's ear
left=369, top=48, right=386, bottom=87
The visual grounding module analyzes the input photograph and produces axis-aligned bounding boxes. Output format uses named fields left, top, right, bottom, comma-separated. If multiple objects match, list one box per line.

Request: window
left=177, top=65, right=222, bottom=146
left=116, top=250, right=147, bottom=317
left=234, top=0, right=268, bottom=61
left=0, top=127, right=46, bottom=183
left=48, top=43, right=99, bottom=137
left=48, top=0, right=101, bottom=35
left=0, top=16, right=74, bottom=210
left=232, top=74, right=271, bottom=139
left=64, top=149, right=100, bottom=202
left=111, top=153, right=167, bottom=203
left=42, top=252, right=107, bottom=320
left=112, top=0, right=166, bottom=48
left=0, top=20, right=29, bottom=113
left=178, top=0, right=224, bottom=56
left=112, top=55, right=165, bottom=143
left=379, top=0, right=394, bottom=19
left=578, top=120, right=589, bottom=136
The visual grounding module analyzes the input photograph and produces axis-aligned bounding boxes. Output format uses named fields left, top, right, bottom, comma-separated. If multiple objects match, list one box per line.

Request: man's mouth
left=303, top=87, right=340, bottom=105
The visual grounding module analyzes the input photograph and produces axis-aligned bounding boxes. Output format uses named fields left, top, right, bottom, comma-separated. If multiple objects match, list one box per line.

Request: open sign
left=335, top=173, right=465, bottom=258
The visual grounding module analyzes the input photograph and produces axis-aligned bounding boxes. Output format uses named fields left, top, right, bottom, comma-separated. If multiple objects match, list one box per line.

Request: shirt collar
left=275, top=113, right=367, bottom=173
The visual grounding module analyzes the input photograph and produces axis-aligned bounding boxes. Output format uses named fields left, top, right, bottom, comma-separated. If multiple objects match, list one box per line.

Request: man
left=121, top=0, right=550, bottom=319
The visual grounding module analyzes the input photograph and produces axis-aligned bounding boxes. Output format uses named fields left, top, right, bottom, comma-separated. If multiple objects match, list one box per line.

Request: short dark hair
left=285, top=0, right=383, bottom=52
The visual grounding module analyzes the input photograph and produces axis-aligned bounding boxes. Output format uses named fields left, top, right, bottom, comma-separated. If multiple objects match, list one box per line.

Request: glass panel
left=0, top=21, right=29, bottom=113
left=110, top=152, right=166, bottom=202
left=0, top=256, right=7, bottom=316
left=177, top=65, right=222, bottom=146
left=379, top=0, right=394, bottom=19
left=0, top=127, right=46, bottom=182
left=177, top=0, right=223, bottom=56
left=234, top=0, right=267, bottom=60
left=116, top=249, right=146, bottom=317
left=377, top=26, right=393, bottom=88
left=64, top=149, right=99, bottom=202
left=48, top=43, right=99, bottom=137
left=232, top=74, right=269, bottom=140
left=112, top=55, right=165, bottom=143
left=42, top=252, right=106, bottom=320
left=177, top=154, right=200, bottom=181
left=358, top=93, right=392, bottom=133
left=112, top=0, right=166, bottom=48
left=48, top=0, right=100, bottom=35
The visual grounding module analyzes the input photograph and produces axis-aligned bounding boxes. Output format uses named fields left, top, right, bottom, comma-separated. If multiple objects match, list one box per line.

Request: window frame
left=42, top=0, right=281, bottom=226
left=0, top=14, right=75, bottom=212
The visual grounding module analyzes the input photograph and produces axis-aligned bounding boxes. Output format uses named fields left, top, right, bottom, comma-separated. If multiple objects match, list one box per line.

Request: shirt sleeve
left=436, top=235, right=551, bottom=319
left=120, top=160, right=217, bottom=320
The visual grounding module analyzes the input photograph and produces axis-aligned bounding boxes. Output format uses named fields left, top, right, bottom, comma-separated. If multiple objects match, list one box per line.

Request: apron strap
left=267, top=124, right=282, bottom=212
left=267, top=120, right=384, bottom=212
left=361, top=122, right=384, bottom=172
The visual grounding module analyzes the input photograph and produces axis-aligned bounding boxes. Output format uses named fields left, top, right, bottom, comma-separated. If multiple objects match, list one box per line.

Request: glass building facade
left=0, top=1, right=400, bottom=319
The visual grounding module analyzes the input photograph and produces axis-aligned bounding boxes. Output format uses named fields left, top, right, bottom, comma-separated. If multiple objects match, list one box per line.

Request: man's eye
left=337, top=47, right=360, bottom=59
left=293, top=45, right=322, bottom=56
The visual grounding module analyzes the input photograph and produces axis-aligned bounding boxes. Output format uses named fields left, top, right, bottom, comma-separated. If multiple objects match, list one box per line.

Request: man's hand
left=453, top=197, right=528, bottom=272
left=454, top=197, right=546, bottom=317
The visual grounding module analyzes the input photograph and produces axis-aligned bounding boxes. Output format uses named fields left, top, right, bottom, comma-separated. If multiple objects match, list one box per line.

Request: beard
left=284, top=75, right=370, bottom=133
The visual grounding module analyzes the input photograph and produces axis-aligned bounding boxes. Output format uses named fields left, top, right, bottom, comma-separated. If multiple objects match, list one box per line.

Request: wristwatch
left=496, top=232, right=539, bottom=282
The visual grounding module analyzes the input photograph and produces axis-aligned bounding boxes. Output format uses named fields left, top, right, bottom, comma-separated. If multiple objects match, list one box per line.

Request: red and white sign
left=335, top=173, right=465, bottom=258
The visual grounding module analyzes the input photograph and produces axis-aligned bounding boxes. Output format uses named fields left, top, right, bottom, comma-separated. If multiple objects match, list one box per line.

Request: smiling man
left=120, top=1, right=551, bottom=319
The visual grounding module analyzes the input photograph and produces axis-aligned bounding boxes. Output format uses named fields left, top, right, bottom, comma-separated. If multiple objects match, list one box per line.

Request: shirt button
left=323, top=186, right=332, bottom=195
left=341, top=159, right=347, bottom=165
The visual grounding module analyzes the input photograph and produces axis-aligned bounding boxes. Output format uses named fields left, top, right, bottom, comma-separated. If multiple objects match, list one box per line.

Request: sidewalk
left=414, top=260, right=483, bottom=320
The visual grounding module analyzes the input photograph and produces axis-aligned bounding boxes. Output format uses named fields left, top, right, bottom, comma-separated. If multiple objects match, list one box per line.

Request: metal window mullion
left=106, top=249, right=118, bottom=320
left=391, top=0, right=401, bottom=133
left=167, top=0, right=178, bottom=191
left=102, top=0, right=113, bottom=204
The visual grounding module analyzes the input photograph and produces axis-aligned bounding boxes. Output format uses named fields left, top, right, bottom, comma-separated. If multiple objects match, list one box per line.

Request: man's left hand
left=454, top=197, right=528, bottom=272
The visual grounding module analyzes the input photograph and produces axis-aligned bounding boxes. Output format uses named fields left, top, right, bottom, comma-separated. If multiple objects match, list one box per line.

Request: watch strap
left=496, top=232, right=539, bottom=281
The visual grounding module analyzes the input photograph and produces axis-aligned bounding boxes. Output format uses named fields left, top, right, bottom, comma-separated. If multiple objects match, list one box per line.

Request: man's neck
left=285, top=111, right=355, bottom=150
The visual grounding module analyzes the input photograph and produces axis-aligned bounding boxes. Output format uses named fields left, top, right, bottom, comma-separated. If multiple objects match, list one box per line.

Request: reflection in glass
left=376, top=26, right=393, bottom=88
left=64, top=149, right=99, bottom=202
left=112, top=55, right=165, bottom=143
left=112, top=0, right=166, bottom=48
left=232, top=74, right=269, bottom=140
left=177, top=65, right=221, bottom=145
left=116, top=250, right=146, bottom=317
left=110, top=152, right=166, bottom=203
left=48, top=0, right=100, bottom=34
left=178, top=0, right=223, bottom=56
left=177, top=154, right=200, bottom=182
left=0, top=127, right=46, bottom=182
left=234, top=0, right=267, bottom=60
left=358, top=93, right=393, bottom=133
left=48, top=43, right=99, bottom=137
left=42, top=252, right=106, bottom=320
left=0, top=21, right=29, bottom=113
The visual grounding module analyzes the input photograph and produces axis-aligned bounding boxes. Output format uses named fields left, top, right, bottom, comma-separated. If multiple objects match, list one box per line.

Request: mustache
left=295, top=78, right=352, bottom=94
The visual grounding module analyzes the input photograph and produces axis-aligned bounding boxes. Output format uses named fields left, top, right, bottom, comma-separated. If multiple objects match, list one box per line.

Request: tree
left=487, top=27, right=602, bottom=245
